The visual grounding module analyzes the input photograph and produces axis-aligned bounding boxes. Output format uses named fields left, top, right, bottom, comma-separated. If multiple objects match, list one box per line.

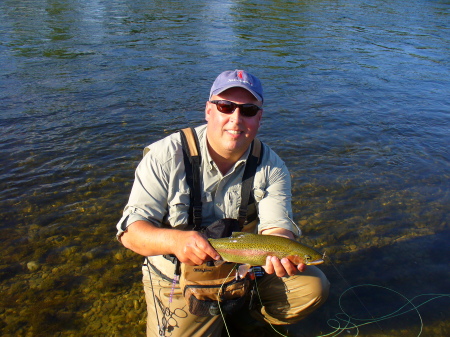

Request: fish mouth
left=306, top=259, right=324, bottom=265
left=307, top=252, right=327, bottom=265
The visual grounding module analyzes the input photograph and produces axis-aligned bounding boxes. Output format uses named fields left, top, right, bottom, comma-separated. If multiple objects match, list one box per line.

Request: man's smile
left=226, top=129, right=243, bottom=135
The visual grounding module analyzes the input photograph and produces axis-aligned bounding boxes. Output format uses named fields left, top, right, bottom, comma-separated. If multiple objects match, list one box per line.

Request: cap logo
left=228, top=70, right=253, bottom=87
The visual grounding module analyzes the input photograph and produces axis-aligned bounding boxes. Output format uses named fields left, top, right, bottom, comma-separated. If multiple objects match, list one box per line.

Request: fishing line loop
left=317, top=284, right=450, bottom=337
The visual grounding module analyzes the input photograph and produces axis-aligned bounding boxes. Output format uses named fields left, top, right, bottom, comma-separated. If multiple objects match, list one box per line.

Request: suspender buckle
left=193, top=206, right=202, bottom=219
left=193, top=206, right=202, bottom=227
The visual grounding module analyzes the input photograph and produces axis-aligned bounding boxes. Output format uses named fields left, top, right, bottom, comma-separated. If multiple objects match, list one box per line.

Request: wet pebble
left=85, top=247, right=106, bottom=259
left=91, top=320, right=101, bottom=330
left=45, top=235, right=65, bottom=244
left=103, top=301, right=114, bottom=311
left=126, top=311, right=138, bottom=321
left=61, top=246, right=79, bottom=257
left=27, top=261, right=40, bottom=272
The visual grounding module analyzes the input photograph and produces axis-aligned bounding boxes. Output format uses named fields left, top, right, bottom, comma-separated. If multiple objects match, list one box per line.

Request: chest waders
left=148, top=128, right=263, bottom=335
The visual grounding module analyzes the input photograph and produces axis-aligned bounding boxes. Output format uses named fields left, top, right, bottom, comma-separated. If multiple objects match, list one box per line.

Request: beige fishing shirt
left=116, top=124, right=298, bottom=275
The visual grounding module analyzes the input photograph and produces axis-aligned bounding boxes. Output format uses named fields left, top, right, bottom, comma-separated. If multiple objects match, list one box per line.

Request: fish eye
left=304, top=255, right=311, bottom=262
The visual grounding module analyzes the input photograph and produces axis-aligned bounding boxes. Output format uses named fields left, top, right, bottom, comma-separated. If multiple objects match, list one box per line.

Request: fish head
left=304, top=255, right=324, bottom=265
left=304, top=251, right=326, bottom=265
left=287, top=251, right=325, bottom=266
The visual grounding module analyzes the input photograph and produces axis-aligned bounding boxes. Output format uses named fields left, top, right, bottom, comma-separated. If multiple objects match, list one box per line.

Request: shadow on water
left=290, top=230, right=450, bottom=337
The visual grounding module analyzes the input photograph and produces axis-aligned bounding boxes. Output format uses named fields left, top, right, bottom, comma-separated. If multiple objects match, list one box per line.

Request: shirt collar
left=202, top=136, right=252, bottom=173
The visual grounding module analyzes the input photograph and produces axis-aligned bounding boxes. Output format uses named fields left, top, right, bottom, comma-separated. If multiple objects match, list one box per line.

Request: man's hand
left=263, top=256, right=306, bottom=277
left=260, top=227, right=306, bottom=277
left=120, top=220, right=219, bottom=265
left=172, top=231, right=220, bottom=266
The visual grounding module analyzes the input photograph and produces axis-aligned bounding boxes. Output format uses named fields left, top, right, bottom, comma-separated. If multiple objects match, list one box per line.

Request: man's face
left=205, top=87, right=263, bottom=162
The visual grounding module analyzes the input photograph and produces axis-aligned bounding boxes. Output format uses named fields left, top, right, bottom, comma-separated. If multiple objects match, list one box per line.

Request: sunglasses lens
left=216, top=101, right=235, bottom=114
left=240, top=105, right=260, bottom=117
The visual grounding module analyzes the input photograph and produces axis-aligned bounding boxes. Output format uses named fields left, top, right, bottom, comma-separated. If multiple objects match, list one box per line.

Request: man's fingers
left=263, top=256, right=303, bottom=277
left=194, top=237, right=220, bottom=261
left=280, top=258, right=298, bottom=276
left=297, top=262, right=306, bottom=273
left=179, top=233, right=220, bottom=265
left=262, top=256, right=274, bottom=274
left=263, top=256, right=286, bottom=277
left=272, top=257, right=288, bottom=277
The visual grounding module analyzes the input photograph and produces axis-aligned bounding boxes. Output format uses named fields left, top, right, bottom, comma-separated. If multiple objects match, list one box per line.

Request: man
left=116, top=70, right=329, bottom=336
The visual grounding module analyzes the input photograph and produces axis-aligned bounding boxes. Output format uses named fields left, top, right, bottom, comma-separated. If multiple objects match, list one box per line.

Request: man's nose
left=229, top=107, right=243, bottom=122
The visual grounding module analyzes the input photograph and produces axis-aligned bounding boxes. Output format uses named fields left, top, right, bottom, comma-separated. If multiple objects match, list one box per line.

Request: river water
left=1, top=0, right=449, bottom=336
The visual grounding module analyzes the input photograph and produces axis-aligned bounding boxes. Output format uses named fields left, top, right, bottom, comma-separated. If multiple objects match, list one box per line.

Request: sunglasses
left=209, top=100, right=262, bottom=117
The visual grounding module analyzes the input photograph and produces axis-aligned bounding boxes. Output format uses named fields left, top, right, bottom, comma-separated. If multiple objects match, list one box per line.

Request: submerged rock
left=26, top=261, right=40, bottom=272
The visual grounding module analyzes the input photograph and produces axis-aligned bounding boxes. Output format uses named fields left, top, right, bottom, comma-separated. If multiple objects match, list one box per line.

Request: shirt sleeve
left=115, top=146, right=171, bottom=239
left=255, top=148, right=301, bottom=237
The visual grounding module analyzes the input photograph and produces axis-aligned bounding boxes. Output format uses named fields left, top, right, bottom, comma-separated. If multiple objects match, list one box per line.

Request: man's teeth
left=228, top=130, right=242, bottom=134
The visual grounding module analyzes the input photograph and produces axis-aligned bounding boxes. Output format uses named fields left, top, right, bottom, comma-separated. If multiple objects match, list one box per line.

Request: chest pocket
left=224, top=188, right=241, bottom=219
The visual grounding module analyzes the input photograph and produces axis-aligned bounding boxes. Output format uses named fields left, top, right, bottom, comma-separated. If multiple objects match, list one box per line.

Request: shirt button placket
left=215, top=179, right=225, bottom=216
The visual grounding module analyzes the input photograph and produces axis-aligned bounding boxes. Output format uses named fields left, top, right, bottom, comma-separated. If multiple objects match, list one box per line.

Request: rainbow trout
left=209, top=232, right=324, bottom=277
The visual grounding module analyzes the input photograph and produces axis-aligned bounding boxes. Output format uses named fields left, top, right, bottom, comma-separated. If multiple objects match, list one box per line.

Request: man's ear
left=205, top=101, right=212, bottom=121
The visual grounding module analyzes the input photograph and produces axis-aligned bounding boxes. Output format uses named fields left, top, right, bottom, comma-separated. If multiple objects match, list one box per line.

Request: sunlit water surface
left=1, top=0, right=449, bottom=336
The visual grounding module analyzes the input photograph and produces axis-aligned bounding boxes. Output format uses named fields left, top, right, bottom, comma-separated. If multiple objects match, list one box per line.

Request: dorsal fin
left=230, top=232, right=247, bottom=238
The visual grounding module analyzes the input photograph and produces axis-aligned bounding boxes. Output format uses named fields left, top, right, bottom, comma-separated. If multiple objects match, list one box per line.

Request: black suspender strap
left=179, top=127, right=202, bottom=230
left=238, top=138, right=263, bottom=228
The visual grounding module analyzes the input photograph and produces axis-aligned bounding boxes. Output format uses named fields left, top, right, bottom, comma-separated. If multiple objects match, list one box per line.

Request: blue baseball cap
left=209, top=70, right=264, bottom=102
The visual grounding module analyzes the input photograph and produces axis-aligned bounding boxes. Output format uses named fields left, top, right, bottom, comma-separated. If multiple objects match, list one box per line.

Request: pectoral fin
left=238, top=264, right=252, bottom=278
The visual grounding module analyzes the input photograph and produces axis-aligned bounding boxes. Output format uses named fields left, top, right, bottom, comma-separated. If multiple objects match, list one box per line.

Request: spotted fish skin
left=208, top=232, right=324, bottom=266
